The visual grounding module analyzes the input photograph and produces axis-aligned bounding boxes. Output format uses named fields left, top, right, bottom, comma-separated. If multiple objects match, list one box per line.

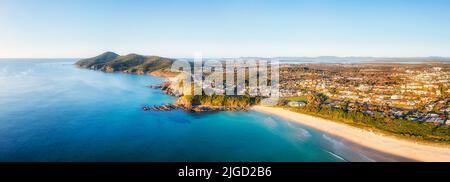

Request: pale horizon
left=1, top=0, right=450, bottom=58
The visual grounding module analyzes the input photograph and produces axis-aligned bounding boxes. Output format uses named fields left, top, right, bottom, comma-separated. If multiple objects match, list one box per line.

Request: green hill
left=75, top=52, right=176, bottom=75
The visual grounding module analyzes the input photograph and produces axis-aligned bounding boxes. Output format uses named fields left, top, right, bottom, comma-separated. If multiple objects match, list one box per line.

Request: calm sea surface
left=0, top=59, right=379, bottom=162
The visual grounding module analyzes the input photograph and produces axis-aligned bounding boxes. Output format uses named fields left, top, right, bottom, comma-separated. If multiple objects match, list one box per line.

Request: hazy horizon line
left=1, top=55, right=450, bottom=60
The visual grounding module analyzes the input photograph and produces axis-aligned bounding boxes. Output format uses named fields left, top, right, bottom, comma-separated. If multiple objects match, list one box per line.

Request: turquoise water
left=0, top=59, right=378, bottom=162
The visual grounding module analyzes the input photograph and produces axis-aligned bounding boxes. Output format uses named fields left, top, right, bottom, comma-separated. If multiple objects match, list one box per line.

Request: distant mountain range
left=238, top=56, right=450, bottom=64
left=169, top=56, right=450, bottom=64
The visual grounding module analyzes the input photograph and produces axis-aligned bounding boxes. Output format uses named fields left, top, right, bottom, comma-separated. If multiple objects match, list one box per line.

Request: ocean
left=0, top=59, right=382, bottom=162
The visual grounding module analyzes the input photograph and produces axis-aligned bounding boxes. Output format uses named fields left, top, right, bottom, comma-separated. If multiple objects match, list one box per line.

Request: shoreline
left=75, top=65, right=450, bottom=161
left=252, top=106, right=450, bottom=162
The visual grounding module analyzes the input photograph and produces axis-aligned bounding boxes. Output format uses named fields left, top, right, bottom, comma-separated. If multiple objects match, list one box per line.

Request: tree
left=342, top=101, right=350, bottom=113
left=306, top=93, right=328, bottom=111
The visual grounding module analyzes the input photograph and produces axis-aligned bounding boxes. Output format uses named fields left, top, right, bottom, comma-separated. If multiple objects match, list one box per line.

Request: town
left=279, top=63, right=450, bottom=126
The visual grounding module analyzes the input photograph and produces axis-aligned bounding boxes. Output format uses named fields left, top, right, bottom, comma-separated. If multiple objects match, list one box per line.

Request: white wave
left=322, top=134, right=375, bottom=162
left=324, top=150, right=347, bottom=161
left=293, top=127, right=311, bottom=140
left=262, top=116, right=278, bottom=129
left=322, top=134, right=342, bottom=145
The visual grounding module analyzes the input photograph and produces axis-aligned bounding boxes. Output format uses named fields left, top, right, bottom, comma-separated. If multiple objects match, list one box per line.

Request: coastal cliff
left=76, top=52, right=260, bottom=112
left=143, top=83, right=260, bottom=112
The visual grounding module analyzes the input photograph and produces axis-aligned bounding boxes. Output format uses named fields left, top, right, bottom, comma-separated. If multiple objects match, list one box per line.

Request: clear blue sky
left=1, top=0, right=449, bottom=58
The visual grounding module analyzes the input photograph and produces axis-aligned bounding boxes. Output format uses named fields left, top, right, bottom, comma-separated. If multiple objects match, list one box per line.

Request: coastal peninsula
left=75, top=52, right=261, bottom=112
left=75, top=52, right=450, bottom=160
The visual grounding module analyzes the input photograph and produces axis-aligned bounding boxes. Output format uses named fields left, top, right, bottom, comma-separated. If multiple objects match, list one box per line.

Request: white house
left=288, top=101, right=306, bottom=107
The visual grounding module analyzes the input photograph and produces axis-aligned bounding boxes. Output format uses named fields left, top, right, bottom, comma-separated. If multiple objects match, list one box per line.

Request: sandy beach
left=253, top=106, right=450, bottom=162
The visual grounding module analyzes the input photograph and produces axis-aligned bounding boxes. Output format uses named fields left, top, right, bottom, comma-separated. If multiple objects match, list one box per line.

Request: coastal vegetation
left=143, top=82, right=262, bottom=112
left=178, top=95, right=261, bottom=108
left=75, top=52, right=176, bottom=75
left=281, top=93, right=450, bottom=143
left=283, top=96, right=308, bottom=102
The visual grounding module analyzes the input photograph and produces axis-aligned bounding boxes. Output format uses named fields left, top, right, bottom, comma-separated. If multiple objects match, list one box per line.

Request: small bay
left=0, top=59, right=378, bottom=162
